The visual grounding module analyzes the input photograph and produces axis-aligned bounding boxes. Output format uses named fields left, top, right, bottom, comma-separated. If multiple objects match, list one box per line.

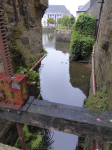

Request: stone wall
left=94, top=0, right=112, bottom=111
left=0, top=0, right=48, bottom=71
left=56, top=29, right=73, bottom=42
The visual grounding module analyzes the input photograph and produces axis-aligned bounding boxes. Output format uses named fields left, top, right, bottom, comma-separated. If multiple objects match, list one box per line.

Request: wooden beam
left=0, top=99, right=112, bottom=142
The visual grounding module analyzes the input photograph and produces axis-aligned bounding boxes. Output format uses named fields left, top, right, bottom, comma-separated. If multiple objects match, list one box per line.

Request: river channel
left=38, top=32, right=91, bottom=150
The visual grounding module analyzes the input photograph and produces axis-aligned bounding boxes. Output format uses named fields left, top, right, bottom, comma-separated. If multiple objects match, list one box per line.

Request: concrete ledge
left=0, top=143, right=20, bottom=150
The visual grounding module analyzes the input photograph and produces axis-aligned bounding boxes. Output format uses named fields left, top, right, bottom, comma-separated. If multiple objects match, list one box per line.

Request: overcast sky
left=49, top=0, right=89, bottom=16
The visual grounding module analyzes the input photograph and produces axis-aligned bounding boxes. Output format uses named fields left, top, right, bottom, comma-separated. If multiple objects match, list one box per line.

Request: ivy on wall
left=70, top=14, right=96, bottom=60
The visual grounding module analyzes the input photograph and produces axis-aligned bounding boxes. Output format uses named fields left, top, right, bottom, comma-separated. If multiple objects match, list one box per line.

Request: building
left=76, top=1, right=90, bottom=19
left=87, top=0, right=102, bottom=19
left=76, top=0, right=102, bottom=20
left=42, top=5, right=71, bottom=26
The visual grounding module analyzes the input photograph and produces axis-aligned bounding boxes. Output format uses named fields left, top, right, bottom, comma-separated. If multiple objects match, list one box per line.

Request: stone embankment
left=56, top=29, right=73, bottom=42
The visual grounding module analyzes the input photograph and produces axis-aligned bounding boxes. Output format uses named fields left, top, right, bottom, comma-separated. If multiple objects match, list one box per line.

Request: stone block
left=107, top=28, right=112, bottom=38
left=21, top=37, right=29, bottom=45
left=4, top=4, right=14, bottom=13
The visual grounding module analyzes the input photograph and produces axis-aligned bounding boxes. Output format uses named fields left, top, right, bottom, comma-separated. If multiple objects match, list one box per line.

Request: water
left=39, top=32, right=91, bottom=150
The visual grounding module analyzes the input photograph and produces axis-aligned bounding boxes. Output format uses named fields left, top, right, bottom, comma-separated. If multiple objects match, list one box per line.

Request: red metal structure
left=0, top=73, right=28, bottom=109
left=0, top=5, right=45, bottom=149
left=0, top=6, right=28, bottom=109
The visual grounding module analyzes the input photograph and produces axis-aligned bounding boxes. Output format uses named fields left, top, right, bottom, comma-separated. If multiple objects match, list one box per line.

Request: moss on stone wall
left=1, top=0, right=47, bottom=72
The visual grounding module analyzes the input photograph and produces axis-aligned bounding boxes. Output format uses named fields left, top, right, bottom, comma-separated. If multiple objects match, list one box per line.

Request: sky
left=49, top=0, right=89, bottom=16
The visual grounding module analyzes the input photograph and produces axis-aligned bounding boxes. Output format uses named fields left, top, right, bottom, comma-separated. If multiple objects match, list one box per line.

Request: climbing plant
left=70, top=14, right=96, bottom=60
left=75, top=14, right=96, bottom=36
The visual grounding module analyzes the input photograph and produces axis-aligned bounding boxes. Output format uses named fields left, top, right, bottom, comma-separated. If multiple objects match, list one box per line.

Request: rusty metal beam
left=0, top=6, right=13, bottom=77
left=16, top=123, right=27, bottom=150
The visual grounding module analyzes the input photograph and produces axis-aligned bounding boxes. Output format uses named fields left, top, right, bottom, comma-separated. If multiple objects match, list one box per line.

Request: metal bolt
left=10, top=91, right=14, bottom=94
left=7, top=109, right=10, bottom=112
left=1, top=89, right=4, bottom=92
left=0, top=79, right=3, bottom=83
left=8, top=80, right=12, bottom=84
left=17, top=111, right=21, bottom=115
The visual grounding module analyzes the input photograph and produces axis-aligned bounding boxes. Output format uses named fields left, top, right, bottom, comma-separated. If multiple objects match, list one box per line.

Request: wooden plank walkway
left=0, top=98, right=112, bottom=143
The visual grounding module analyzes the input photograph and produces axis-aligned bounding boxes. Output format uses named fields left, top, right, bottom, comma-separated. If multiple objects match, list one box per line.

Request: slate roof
left=45, top=5, right=71, bottom=15
left=77, top=1, right=90, bottom=12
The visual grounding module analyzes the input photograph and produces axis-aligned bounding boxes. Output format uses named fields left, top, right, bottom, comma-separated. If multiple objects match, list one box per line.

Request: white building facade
left=42, top=5, right=71, bottom=26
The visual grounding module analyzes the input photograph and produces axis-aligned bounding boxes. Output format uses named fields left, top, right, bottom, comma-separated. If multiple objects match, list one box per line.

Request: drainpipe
left=30, top=55, right=45, bottom=70
left=26, top=55, right=46, bottom=75
left=92, top=46, right=99, bottom=150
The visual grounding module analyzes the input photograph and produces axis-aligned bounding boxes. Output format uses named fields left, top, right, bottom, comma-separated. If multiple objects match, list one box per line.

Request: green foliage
left=58, top=15, right=75, bottom=30
left=57, top=18, right=62, bottom=24
left=15, top=125, right=42, bottom=149
left=75, top=14, right=96, bottom=36
left=43, top=47, right=47, bottom=53
left=16, top=67, right=39, bottom=86
left=84, top=87, right=109, bottom=111
left=70, top=14, right=96, bottom=59
left=47, top=17, right=55, bottom=24
left=70, top=32, right=94, bottom=60
left=10, top=39, right=25, bottom=68
left=70, top=15, right=76, bottom=26
left=57, top=24, right=72, bottom=30
left=61, top=15, right=71, bottom=28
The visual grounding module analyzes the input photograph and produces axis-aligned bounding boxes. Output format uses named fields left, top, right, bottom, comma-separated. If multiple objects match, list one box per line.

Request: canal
left=38, top=32, right=91, bottom=150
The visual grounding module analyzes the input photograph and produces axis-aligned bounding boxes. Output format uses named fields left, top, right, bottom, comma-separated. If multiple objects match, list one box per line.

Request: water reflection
left=69, top=61, right=90, bottom=97
left=55, top=41, right=70, bottom=53
left=39, top=32, right=91, bottom=149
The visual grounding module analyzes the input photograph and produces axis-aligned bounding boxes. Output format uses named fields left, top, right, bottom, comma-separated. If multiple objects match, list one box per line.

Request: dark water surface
left=39, top=33, right=91, bottom=150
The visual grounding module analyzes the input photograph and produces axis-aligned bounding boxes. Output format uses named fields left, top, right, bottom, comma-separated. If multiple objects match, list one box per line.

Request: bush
left=84, top=87, right=109, bottom=111
left=70, top=32, right=94, bottom=60
left=75, top=14, right=96, bottom=36
left=70, top=14, right=96, bottom=60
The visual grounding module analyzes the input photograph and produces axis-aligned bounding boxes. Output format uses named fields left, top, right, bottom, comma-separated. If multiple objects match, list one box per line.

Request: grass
left=84, top=86, right=109, bottom=111
left=57, top=25, right=72, bottom=30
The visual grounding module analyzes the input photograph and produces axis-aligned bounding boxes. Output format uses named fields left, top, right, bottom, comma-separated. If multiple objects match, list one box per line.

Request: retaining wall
left=56, top=29, right=73, bottom=42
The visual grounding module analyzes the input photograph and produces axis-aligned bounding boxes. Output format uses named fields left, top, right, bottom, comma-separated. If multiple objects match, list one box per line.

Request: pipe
left=94, top=140, right=99, bottom=150
left=26, top=55, right=46, bottom=75
left=92, top=46, right=96, bottom=94
left=92, top=46, right=99, bottom=150
left=16, top=123, right=27, bottom=150
left=30, top=55, right=46, bottom=70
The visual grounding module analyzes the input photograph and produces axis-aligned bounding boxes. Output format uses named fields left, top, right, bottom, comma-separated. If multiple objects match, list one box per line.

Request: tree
left=47, top=17, right=55, bottom=24
left=70, top=15, right=76, bottom=26
left=61, top=15, right=71, bottom=28
left=57, top=18, right=62, bottom=24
